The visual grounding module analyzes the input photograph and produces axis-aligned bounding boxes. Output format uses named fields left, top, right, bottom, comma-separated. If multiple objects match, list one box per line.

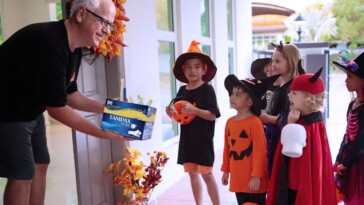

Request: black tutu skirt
left=335, top=154, right=364, bottom=205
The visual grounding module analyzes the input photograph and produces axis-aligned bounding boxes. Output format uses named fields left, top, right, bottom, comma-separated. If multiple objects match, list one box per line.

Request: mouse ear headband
left=270, top=40, right=285, bottom=49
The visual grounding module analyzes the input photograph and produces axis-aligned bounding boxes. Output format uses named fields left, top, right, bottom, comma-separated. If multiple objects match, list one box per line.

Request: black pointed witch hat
left=224, top=74, right=280, bottom=116
left=333, top=51, right=364, bottom=79
left=250, top=58, right=272, bottom=79
left=173, top=40, right=217, bottom=83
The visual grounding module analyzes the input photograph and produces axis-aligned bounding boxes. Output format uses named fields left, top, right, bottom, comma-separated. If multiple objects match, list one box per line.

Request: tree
left=56, top=3, right=63, bottom=20
left=304, top=4, right=337, bottom=42
left=283, top=3, right=337, bottom=42
left=332, top=0, right=364, bottom=46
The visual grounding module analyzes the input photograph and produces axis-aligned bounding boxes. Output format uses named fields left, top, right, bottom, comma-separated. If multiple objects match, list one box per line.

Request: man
left=0, top=0, right=125, bottom=204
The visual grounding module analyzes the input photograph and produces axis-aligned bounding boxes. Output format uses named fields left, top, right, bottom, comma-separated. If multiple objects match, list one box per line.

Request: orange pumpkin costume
left=221, top=116, right=268, bottom=193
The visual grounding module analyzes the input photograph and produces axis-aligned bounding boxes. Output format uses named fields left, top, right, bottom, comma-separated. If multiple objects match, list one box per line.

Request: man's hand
left=102, top=130, right=134, bottom=140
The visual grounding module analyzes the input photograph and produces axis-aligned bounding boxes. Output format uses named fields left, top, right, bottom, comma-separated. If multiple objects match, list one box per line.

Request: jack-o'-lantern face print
left=228, top=128, right=252, bottom=160
left=171, top=100, right=197, bottom=124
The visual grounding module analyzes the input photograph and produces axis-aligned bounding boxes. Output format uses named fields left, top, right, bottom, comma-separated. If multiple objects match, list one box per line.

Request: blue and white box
left=100, top=99, right=157, bottom=140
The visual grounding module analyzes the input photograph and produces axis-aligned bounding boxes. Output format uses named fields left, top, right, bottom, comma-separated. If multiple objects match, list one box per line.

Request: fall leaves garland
left=95, top=0, right=129, bottom=61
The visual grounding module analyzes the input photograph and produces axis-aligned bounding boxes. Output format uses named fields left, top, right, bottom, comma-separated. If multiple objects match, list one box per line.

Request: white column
left=235, top=0, right=253, bottom=78
left=176, top=0, right=201, bottom=53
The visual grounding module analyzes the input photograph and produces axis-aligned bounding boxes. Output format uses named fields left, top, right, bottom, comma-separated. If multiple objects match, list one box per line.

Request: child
left=251, top=57, right=282, bottom=111
left=166, top=40, right=221, bottom=205
left=266, top=68, right=337, bottom=205
left=221, top=74, right=280, bottom=205
left=333, top=51, right=364, bottom=204
left=251, top=58, right=273, bottom=79
left=259, top=41, right=302, bottom=177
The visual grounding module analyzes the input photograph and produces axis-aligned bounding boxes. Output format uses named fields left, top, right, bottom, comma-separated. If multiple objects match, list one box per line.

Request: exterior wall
left=123, top=0, right=252, bottom=197
left=2, top=0, right=50, bottom=39
left=235, top=0, right=253, bottom=78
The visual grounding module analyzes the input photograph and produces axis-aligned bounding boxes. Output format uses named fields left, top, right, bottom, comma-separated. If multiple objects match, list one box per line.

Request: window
left=56, top=3, right=63, bottom=20
left=200, top=0, right=214, bottom=83
left=156, top=0, right=178, bottom=142
left=156, top=0, right=174, bottom=31
left=228, top=47, right=234, bottom=74
left=201, top=44, right=211, bottom=56
left=200, top=0, right=210, bottom=37
left=252, top=35, right=278, bottom=50
left=227, top=0, right=233, bottom=41
left=158, top=41, right=177, bottom=141
left=227, top=0, right=235, bottom=74
left=49, top=3, right=63, bottom=21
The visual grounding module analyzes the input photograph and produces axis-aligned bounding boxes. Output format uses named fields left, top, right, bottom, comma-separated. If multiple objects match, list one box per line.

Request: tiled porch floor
left=154, top=147, right=238, bottom=205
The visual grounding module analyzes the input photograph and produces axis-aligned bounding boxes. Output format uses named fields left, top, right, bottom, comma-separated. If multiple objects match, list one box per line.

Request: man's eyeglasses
left=86, top=8, right=115, bottom=30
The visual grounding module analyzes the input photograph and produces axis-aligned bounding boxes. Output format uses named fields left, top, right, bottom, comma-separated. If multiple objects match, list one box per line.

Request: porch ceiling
left=252, top=3, right=295, bottom=32
left=252, top=2, right=295, bottom=16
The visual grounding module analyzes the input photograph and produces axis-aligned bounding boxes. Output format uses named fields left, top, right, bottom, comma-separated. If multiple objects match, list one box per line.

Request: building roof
left=252, top=2, right=295, bottom=33
left=252, top=2, right=295, bottom=16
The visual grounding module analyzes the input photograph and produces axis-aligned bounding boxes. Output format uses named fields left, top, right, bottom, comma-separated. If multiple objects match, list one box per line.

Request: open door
left=61, top=1, right=127, bottom=204
left=73, top=53, right=127, bottom=205
left=72, top=54, right=114, bottom=205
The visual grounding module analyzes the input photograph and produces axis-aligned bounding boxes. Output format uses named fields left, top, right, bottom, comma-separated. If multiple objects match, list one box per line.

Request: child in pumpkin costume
left=221, top=74, right=280, bottom=205
left=166, top=40, right=221, bottom=205
left=266, top=68, right=337, bottom=205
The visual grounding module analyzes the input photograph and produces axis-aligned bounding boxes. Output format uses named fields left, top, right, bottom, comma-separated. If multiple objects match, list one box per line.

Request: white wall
left=235, top=0, right=253, bottom=78
left=2, top=0, right=49, bottom=40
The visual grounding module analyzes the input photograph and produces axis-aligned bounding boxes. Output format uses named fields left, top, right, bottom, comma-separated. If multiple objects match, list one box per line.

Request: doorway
left=44, top=118, right=78, bottom=205
left=0, top=1, right=78, bottom=204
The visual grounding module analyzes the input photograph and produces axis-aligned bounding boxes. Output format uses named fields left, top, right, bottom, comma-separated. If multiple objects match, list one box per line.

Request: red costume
left=266, top=112, right=337, bottom=205
left=267, top=69, right=337, bottom=205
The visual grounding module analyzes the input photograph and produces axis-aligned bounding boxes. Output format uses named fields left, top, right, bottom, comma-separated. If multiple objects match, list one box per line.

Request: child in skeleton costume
left=333, top=51, right=364, bottom=205
left=250, top=57, right=281, bottom=111
left=221, top=74, right=280, bottom=205
left=166, top=40, right=221, bottom=205
left=266, top=68, right=337, bottom=205
left=259, top=42, right=304, bottom=178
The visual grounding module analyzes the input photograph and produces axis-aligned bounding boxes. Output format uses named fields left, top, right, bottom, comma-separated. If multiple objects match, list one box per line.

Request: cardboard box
left=100, top=99, right=157, bottom=140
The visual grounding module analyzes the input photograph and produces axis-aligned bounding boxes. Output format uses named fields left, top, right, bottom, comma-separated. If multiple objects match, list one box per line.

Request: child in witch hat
left=165, top=40, right=221, bottom=205
left=250, top=58, right=272, bottom=79
left=221, top=74, right=280, bottom=205
left=250, top=58, right=282, bottom=111
left=333, top=51, right=364, bottom=205
left=266, top=68, right=337, bottom=205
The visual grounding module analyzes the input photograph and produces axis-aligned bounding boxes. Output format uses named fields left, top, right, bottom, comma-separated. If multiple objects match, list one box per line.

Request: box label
left=100, top=99, right=156, bottom=140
